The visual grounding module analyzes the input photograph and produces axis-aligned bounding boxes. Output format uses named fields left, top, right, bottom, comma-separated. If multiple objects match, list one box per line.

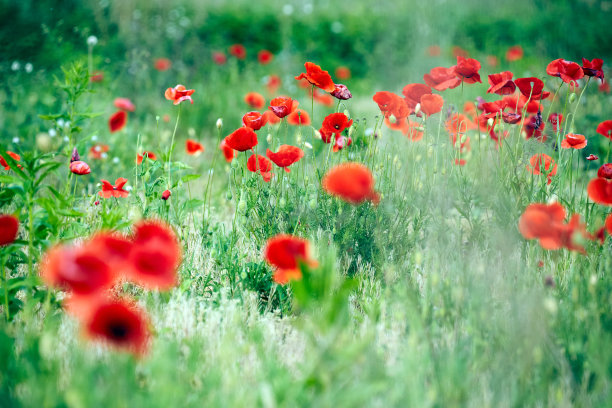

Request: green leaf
left=181, top=174, right=201, bottom=183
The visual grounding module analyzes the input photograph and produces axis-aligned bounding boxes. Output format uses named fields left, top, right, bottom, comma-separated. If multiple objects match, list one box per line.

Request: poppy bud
left=487, top=118, right=494, bottom=127
left=94, top=200, right=100, bottom=206
left=238, top=199, right=247, bottom=214
left=569, top=93, right=577, bottom=103
left=266, top=133, right=273, bottom=143
left=87, top=35, right=98, bottom=46
left=308, top=198, right=317, bottom=209
left=414, top=103, right=421, bottom=115
left=162, top=189, right=171, bottom=200
left=343, top=109, right=350, bottom=117
left=304, top=142, right=313, bottom=149
left=388, top=115, right=397, bottom=124
left=216, top=118, right=223, bottom=129
left=156, top=115, right=161, bottom=122
left=279, top=198, right=286, bottom=209
left=71, top=147, right=80, bottom=163
left=296, top=134, right=302, bottom=144
left=231, top=159, right=240, bottom=169
left=36, top=133, right=51, bottom=152
left=348, top=126, right=355, bottom=137
left=225, top=190, right=233, bottom=201
left=314, top=130, right=322, bottom=140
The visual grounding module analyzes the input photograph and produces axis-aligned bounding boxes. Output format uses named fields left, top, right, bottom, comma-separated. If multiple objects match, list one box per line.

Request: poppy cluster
left=294, top=62, right=351, bottom=106
left=40, top=220, right=182, bottom=355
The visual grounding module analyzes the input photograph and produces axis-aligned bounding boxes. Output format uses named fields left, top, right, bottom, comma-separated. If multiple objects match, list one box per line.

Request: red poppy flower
left=561, top=133, right=587, bottom=149
left=454, top=56, right=482, bottom=84
left=506, top=45, right=523, bottom=62
left=109, top=111, right=127, bottom=133
left=402, top=83, right=432, bottom=112
left=322, top=113, right=353, bottom=137
left=269, top=96, right=294, bottom=118
left=164, top=85, right=194, bottom=105
left=136, top=151, right=157, bottom=165
left=295, top=62, right=335, bottom=93
left=518, top=202, right=567, bottom=250
left=335, top=66, right=351, bottom=80
left=446, top=113, right=476, bottom=137
left=427, top=45, right=441, bottom=57
left=266, top=145, right=304, bottom=173
left=186, top=139, right=204, bottom=156
left=258, top=50, right=273, bottom=65
left=220, top=138, right=237, bottom=162
left=524, top=113, right=546, bottom=141
left=502, top=112, right=522, bottom=124
left=241, top=112, right=265, bottom=131
left=127, top=220, right=181, bottom=290
left=247, top=154, right=273, bottom=182
left=225, top=127, right=258, bottom=152
left=588, top=177, right=612, bottom=205
left=606, top=213, right=612, bottom=236
left=266, top=75, right=281, bottom=94
left=263, top=234, right=316, bottom=284
left=212, top=51, right=227, bottom=65
left=40, top=244, right=116, bottom=295
left=0, top=214, right=18, bottom=246
left=581, top=58, right=604, bottom=80
left=70, top=160, right=91, bottom=175
left=262, top=110, right=281, bottom=125
left=87, top=231, right=133, bottom=273
left=600, top=80, right=610, bottom=93
left=154, top=58, right=172, bottom=71
left=587, top=154, right=599, bottom=161
left=313, top=90, right=335, bottom=106
left=514, top=77, right=550, bottom=100
left=546, top=59, right=584, bottom=84
left=487, top=71, right=516, bottom=95
left=596, top=120, right=612, bottom=140
left=372, top=91, right=405, bottom=118
left=332, top=136, right=352, bottom=152
left=423, top=67, right=461, bottom=91
left=322, top=162, right=380, bottom=205
left=88, top=144, right=109, bottom=160
left=99, top=178, right=129, bottom=198
left=85, top=299, right=150, bottom=356
left=402, top=120, right=424, bottom=141
left=229, top=44, right=246, bottom=59
left=548, top=113, right=563, bottom=132
left=244, top=92, right=266, bottom=109
left=331, top=84, right=352, bottom=100
left=486, top=56, right=499, bottom=67
left=90, top=71, right=104, bottom=82
left=526, top=154, right=557, bottom=184
left=0, top=151, right=21, bottom=171
left=419, top=94, right=444, bottom=116
left=114, top=98, right=135, bottom=112
left=452, top=46, right=468, bottom=58
left=287, top=109, right=311, bottom=126
left=597, top=163, right=612, bottom=179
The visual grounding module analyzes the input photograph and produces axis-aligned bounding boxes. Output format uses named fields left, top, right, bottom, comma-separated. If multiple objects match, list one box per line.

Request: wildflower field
left=2, top=0, right=612, bottom=406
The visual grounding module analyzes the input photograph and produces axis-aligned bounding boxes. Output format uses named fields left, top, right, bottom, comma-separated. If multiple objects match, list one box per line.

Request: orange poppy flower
left=454, top=56, right=482, bottom=84
left=313, top=90, right=334, bottom=106
left=87, top=231, right=133, bottom=274
left=109, top=111, right=127, bottom=133
left=287, top=109, right=311, bottom=126
left=266, top=145, right=304, bottom=173
left=526, top=154, right=557, bottom=185
left=114, top=98, right=135, bottom=112
left=605, top=213, right=612, bottom=235
left=322, top=113, right=353, bottom=136
left=335, top=66, right=351, bottom=80
left=446, top=113, right=476, bottom=137
left=518, top=202, right=572, bottom=250
left=229, top=44, right=246, bottom=59
left=212, top=51, right=227, bottom=65
left=186, top=139, right=205, bottom=156
left=0, top=151, right=21, bottom=170
left=154, top=58, right=172, bottom=71
left=220, top=138, right=237, bottom=162
left=419, top=94, right=444, bottom=116
left=70, top=160, right=91, bottom=175
left=322, top=162, right=380, bottom=205
left=403, top=120, right=424, bottom=141
left=245, top=92, right=265, bottom=109
left=225, top=127, right=258, bottom=152
left=136, top=151, right=157, bottom=164
left=243, top=111, right=267, bottom=130
left=0, top=214, right=19, bottom=246
left=263, top=234, right=317, bottom=285
left=373, top=91, right=407, bottom=119
left=588, top=178, right=612, bottom=205
left=258, top=50, right=273, bottom=65
left=402, top=83, right=431, bottom=112
left=164, top=84, right=194, bottom=105
left=269, top=96, right=294, bottom=118
left=262, top=110, right=281, bottom=125
left=88, top=144, right=109, bottom=160
left=560, top=133, right=587, bottom=149
left=295, top=62, right=335, bottom=93
left=85, top=298, right=150, bottom=356
left=424, top=66, right=461, bottom=91
left=247, top=154, right=273, bottom=182
left=99, top=178, right=130, bottom=198
left=90, top=71, right=104, bottom=82
left=506, top=45, right=523, bottom=62
left=596, top=120, right=612, bottom=140
left=487, top=71, right=516, bottom=95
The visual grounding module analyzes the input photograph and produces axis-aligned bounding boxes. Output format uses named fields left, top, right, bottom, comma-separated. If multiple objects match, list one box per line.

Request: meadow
left=1, top=0, right=612, bottom=406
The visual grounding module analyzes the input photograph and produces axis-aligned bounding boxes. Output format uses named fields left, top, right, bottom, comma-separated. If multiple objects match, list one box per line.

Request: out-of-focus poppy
left=527, top=154, right=557, bottom=184
left=244, top=92, right=266, bottom=109
left=212, top=51, right=227, bottom=65
left=322, top=113, right=353, bottom=136
left=136, top=151, right=157, bottom=165
left=154, top=58, right=172, bottom=71
left=402, top=120, right=424, bottom=141
left=322, top=162, right=380, bottom=205
left=269, top=96, right=294, bottom=118
left=335, top=66, right=351, bottom=80
left=402, top=83, right=432, bottom=112
left=220, top=138, right=237, bottom=162
left=85, top=299, right=150, bottom=356
left=446, top=113, right=476, bottom=137
left=164, top=85, right=194, bottom=105
left=258, top=50, right=273, bottom=65
left=87, top=232, right=133, bottom=274
left=90, top=71, right=104, bottom=82
left=0, top=214, right=18, bottom=246
left=427, top=45, right=441, bottom=57
left=597, top=163, right=612, bottom=179
left=588, top=177, right=612, bottom=205
left=114, top=98, right=135, bottom=112
left=587, top=154, right=599, bottom=161
left=332, top=136, right=352, bottom=152
left=486, top=56, right=499, bottom=67
left=225, top=127, right=258, bottom=151
left=99, top=178, right=129, bottom=198
left=487, top=71, right=516, bottom=95
left=161, top=190, right=171, bottom=201
left=506, top=46, right=523, bottom=62
left=546, top=59, right=584, bottom=84
left=287, top=109, right=311, bottom=126
left=0, top=151, right=21, bottom=171
left=186, top=140, right=204, bottom=156
left=127, top=220, right=181, bottom=290
left=331, top=84, right=352, bottom=100
left=242, top=111, right=266, bottom=130
left=70, top=161, right=91, bottom=175
left=519, top=202, right=575, bottom=251
left=229, top=44, right=246, bottom=59
left=295, top=62, right=335, bottom=93
left=89, top=144, right=109, bottom=160
left=452, top=46, right=468, bottom=58
left=313, top=90, right=334, bottom=106
left=373, top=92, right=409, bottom=120
left=561, top=133, right=587, bottom=149
left=581, top=58, right=604, bottom=80
left=548, top=113, right=564, bottom=132
left=424, top=67, right=461, bottom=91
left=606, top=213, right=612, bottom=235
left=600, top=80, right=610, bottom=93
left=419, top=94, right=444, bottom=116
left=454, top=56, right=482, bottom=84
left=514, top=77, right=550, bottom=100
left=263, top=234, right=317, bottom=285
left=109, top=111, right=127, bottom=133
left=266, top=145, right=304, bottom=172
left=247, top=154, right=273, bottom=182
left=596, top=120, right=612, bottom=140
left=502, top=112, right=521, bottom=124
left=266, top=75, right=281, bottom=94
left=262, top=110, right=281, bottom=125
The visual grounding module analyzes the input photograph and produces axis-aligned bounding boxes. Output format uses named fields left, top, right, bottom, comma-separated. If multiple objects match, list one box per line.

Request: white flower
left=12, top=137, right=19, bottom=144
left=112, top=157, right=120, bottom=164
left=304, top=142, right=313, bottom=149
left=91, top=134, right=98, bottom=141
left=11, top=61, right=20, bottom=71
left=48, top=129, right=57, bottom=137
left=24, top=63, right=33, bottom=73
left=87, top=35, right=98, bottom=47
left=282, top=4, right=294, bottom=15
left=216, top=118, right=223, bottom=129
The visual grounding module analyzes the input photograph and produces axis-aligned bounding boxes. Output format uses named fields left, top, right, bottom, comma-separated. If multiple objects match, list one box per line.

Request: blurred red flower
left=0, top=214, right=19, bottom=246
left=109, top=111, right=127, bottom=133
left=244, top=92, right=266, bottom=109
left=518, top=202, right=586, bottom=252
left=136, top=151, right=157, bottom=164
left=560, top=133, right=587, bottom=149
left=322, top=162, right=380, bottom=205
left=402, top=83, right=431, bottom=113
left=154, top=58, right=172, bottom=71
left=262, top=110, right=281, bottom=125
left=524, top=113, right=546, bottom=141
left=506, top=46, right=523, bottom=62
left=526, top=154, right=557, bottom=185
left=295, top=62, right=335, bottom=93
left=581, top=58, right=604, bottom=80
left=313, top=90, right=335, bottom=106
left=186, top=140, right=204, bottom=156
left=88, top=144, right=109, bottom=160
left=596, top=120, right=612, bottom=140
left=287, top=109, right=311, bottom=126
left=162, top=189, right=171, bottom=200
left=263, top=234, right=317, bottom=284
left=266, top=75, right=281, bottom=94
left=454, top=56, right=482, bottom=84
left=247, top=154, right=273, bottom=182
left=114, top=98, right=135, bottom=112
left=220, top=138, right=237, bottom=162
left=266, top=145, right=304, bottom=173
left=258, top=50, right=273, bottom=65
left=335, top=66, right=351, bottom=80
left=0, top=151, right=21, bottom=171
left=90, top=71, right=104, bottom=82
left=419, top=94, right=444, bottom=116
left=243, top=111, right=267, bottom=130
left=212, top=51, right=227, bottom=65
left=424, top=67, right=461, bottom=91
left=99, top=178, right=129, bottom=198
left=548, top=113, right=564, bottom=132
left=229, top=44, right=246, bottom=59
left=427, top=45, right=441, bottom=57
left=225, top=127, right=258, bottom=151
left=164, top=85, right=194, bottom=105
